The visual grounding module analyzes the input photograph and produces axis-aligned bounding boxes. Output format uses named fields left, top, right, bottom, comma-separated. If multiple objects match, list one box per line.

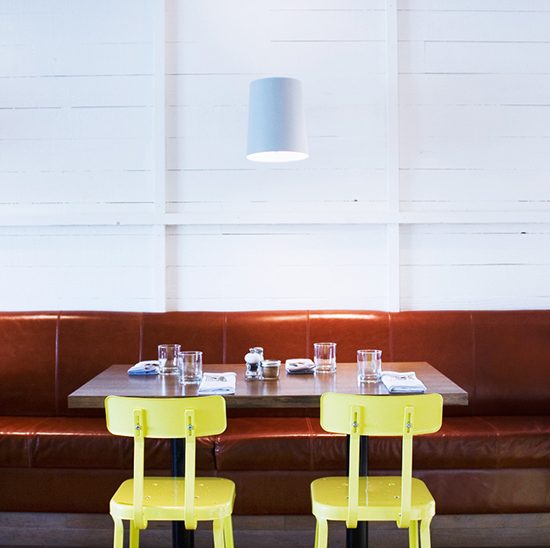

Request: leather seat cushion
left=0, top=417, right=216, bottom=470
left=4, top=415, right=548, bottom=473
left=215, top=416, right=550, bottom=471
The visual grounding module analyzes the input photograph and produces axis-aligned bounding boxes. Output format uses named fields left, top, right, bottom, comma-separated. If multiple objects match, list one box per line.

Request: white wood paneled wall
left=167, top=225, right=388, bottom=311
left=1, top=0, right=549, bottom=312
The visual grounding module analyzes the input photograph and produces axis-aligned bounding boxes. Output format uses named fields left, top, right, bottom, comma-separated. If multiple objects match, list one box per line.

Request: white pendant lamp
left=246, top=77, right=308, bottom=162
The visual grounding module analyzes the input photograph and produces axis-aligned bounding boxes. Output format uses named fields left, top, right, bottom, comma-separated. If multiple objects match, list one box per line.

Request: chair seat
left=110, top=476, right=235, bottom=523
left=311, top=476, right=435, bottom=523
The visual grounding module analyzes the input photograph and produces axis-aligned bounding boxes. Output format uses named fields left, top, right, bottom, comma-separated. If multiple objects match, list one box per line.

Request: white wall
left=1, top=0, right=549, bottom=312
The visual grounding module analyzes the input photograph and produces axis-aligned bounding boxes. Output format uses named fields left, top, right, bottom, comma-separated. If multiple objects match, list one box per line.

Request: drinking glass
left=158, top=344, right=180, bottom=376
left=178, top=350, right=203, bottom=385
left=357, top=349, right=382, bottom=383
left=314, top=342, right=337, bottom=373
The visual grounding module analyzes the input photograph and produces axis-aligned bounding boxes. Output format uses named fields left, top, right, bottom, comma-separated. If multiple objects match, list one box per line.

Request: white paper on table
left=285, top=358, right=315, bottom=374
left=127, top=361, right=159, bottom=376
left=198, top=372, right=237, bottom=395
left=380, top=371, right=426, bottom=393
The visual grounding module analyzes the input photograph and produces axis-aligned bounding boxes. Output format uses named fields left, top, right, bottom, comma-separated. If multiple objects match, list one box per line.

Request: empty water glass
left=158, top=344, right=180, bottom=376
left=314, top=342, right=337, bottom=373
left=178, top=350, right=203, bottom=385
left=357, top=349, right=382, bottom=383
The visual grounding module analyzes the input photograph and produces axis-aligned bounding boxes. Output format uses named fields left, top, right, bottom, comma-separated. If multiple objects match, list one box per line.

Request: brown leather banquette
left=0, top=311, right=548, bottom=515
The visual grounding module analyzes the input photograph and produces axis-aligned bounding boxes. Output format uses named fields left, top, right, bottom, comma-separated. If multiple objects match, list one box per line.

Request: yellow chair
left=105, top=395, right=235, bottom=548
left=311, top=393, right=443, bottom=548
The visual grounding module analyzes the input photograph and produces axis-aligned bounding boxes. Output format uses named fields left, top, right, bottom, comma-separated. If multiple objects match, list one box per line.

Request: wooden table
left=68, top=361, right=468, bottom=409
left=69, top=362, right=468, bottom=548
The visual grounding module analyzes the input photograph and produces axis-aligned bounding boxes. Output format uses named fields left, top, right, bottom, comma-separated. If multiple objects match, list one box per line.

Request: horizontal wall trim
left=1, top=209, right=550, bottom=227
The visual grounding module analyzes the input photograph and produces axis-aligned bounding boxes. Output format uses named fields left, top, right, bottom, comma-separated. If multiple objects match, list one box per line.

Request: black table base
left=171, top=439, right=193, bottom=548
left=346, top=435, right=369, bottom=548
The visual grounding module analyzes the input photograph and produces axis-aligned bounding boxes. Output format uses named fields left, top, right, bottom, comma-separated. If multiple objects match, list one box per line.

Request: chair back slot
left=184, top=408, right=197, bottom=529
left=398, top=405, right=414, bottom=528
left=132, top=408, right=147, bottom=529
left=346, top=405, right=361, bottom=528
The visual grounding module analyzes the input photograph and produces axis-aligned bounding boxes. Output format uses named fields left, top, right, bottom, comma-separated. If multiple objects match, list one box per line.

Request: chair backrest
left=105, top=395, right=227, bottom=530
left=320, top=393, right=443, bottom=529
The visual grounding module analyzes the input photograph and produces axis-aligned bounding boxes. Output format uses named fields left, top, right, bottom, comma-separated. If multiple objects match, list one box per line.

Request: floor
left=1, top=512, right=548, bottom=547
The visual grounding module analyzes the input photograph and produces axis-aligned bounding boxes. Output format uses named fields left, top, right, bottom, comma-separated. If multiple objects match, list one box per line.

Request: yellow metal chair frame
left=311, top=393, right=443, bottom=548
left=105, top=395, right=235, bottom=548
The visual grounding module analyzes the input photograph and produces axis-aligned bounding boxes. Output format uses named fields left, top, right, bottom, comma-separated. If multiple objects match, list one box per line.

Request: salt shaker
left=244, top=346, right=264, bottom=380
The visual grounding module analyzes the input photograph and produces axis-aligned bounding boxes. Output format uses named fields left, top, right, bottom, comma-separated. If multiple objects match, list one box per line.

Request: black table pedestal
left=346, top=435, right=369, bottom=548
left=171, top=439, right=194, bottom=548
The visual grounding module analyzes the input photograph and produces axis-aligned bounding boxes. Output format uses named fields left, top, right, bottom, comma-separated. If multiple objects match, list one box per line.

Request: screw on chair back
left=320, top=393, right=443, bottom=529
left=105, top=395, right=226, bottom=530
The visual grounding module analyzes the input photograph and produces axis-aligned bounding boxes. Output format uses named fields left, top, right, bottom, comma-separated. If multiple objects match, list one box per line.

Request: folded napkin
left=285, top=358, right=315, bottom=375
left=128, top=361, right=159, bottom=376
left=381, top=371, right=426, bottom=393
left=198, top=372, right=237, bottom=395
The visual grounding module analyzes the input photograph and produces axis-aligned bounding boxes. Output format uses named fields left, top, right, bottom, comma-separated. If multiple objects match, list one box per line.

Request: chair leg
left=223, top=515, right=234, bottom=548
left=129, top=521, right=140, bottom=548
left=408, top=520, right=419, bottom=548
left=419, top=517, right=432, bottom=548
left=112, top=516, right=124, bottom=548
left=213, top=518, right=224, bottom=548
left=314, top=518, right=328, bottom=548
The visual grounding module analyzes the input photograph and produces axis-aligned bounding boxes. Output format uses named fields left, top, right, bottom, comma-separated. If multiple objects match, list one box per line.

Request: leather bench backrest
left=225, top=311, right=309, bottom=363
left=0, top=310, right=548, bottom=417
left=141, top=312, right=225, bottom=364
left=472, top=311, right=550, bottom=415
left=56, top=312, right=142, bottom=416
left=0, top=313, right=57, bottom=416
left=390, top=311, right=475, bottom=416
left=55, top=311, right=226, bottom=416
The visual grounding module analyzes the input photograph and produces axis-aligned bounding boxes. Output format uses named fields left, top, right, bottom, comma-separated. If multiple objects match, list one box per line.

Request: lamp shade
left=246, top=77, right=308, bottom=162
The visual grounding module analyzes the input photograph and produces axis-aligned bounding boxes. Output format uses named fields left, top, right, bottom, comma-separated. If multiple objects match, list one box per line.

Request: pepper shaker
left=244, top=346, right=264, bottom=380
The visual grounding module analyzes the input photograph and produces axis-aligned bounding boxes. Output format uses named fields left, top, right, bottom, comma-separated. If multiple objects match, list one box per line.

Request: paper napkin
left=285, top=358, right=315, bottom=375
left=128, top=361, right=159, bottom=376
left=381, top=371, right=426, bottom=393
left=198, top=372, right=237, bottom=395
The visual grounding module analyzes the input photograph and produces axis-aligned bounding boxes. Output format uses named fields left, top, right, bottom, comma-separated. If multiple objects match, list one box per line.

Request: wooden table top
left=68, top=362, right=468, bottom=409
